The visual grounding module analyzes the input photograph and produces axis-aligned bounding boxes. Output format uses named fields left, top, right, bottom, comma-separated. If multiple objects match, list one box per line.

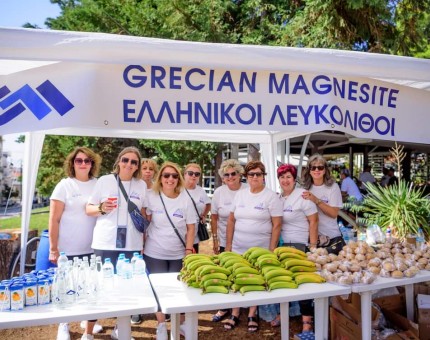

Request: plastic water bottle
left=130, top=252, right=140, bottom=272
left=116, top=253, right=125, bottom=277
left=122, top=259, right=133, bottom=280
left=416, top=228, right=425, bottom=250
left=95, top=256, right=103, bottom=290
left=133, top=255, right=146, bottom=276
left=57, top=252, right=68, bottom=269
left=102, top=258, right=114, bottom=291
left=386, top=227, right=392, bottom=242
left=52, top=268, right=67, bottom=309
left=338, top=221, right=349, bottom=243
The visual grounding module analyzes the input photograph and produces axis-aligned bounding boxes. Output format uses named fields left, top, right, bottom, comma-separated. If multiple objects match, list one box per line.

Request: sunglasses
left=74, top=158, right=92, bottom=165
left=162, top=173, right=179, bottom=179
left=223, top=171, right=238, bottom=178
left=310, top=165, right=325, bottom=171
left=186, top=171, right=201, bottom=177
left=121, top=157, right=139, bottom=166
left=247, top=172, right=265, bottom=178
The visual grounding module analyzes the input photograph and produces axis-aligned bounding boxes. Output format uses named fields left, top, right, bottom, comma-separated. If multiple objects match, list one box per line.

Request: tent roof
left=1, top=27, right=430, bottom=90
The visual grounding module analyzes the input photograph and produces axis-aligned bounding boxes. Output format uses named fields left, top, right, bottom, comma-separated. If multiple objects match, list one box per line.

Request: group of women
left=48, top=145, right=344, bottom=340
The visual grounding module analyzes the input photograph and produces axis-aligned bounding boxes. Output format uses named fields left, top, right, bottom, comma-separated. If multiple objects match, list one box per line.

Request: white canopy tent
left=1, top=27, right=430, bottom=274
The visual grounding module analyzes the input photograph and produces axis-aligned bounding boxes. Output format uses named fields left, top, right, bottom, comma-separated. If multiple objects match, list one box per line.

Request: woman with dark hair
left=86, top=146, right=147, bottom=340
left=224, top=160, right=283, bottom=333
left=49, top=146, right=102, bottom=340
left=270, top=164, right=318, bottom=330
left=144, top=161, right=196, bottom=340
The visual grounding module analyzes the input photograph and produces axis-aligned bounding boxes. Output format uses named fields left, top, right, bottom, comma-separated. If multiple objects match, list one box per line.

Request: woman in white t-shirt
left=224, top=161, right=283, bottom=333
left=272, top=164, right=318, bottom=331
left=211, top=159, right=247, bottom=323
left=49, top=146, right=102, bottom=340
left=144, top=161, right=196, bottom=340
left=183, top=163, right=211, bottom=253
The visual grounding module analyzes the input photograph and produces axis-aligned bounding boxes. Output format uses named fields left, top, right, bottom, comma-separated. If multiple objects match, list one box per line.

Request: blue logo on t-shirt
left=173, top=209, right=184, bottom=218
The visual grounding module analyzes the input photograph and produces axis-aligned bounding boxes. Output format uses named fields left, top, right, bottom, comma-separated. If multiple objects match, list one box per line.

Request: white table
left=351, top=271, right=430, bottom=340
left=0, top=276, right=158, bottom=340
left=149, top=272, right=350, bottom=340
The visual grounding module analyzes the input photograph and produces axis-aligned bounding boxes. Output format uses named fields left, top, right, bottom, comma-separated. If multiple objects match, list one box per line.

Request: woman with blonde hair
left=49, top=146, right=102, bottom=340
left=141, top=158, right=158, bottom=190
left=183, top=162, right=211, bottom=253
left=144, top=161, right=196, bottom=340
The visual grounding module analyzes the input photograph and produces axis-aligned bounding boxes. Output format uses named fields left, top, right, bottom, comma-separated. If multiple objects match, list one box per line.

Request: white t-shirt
left=88, top=174, right=147, bottom=251
left=341, top=176, right=363, bottom=201
left=185, top=186, right=211, bottom=243
left=211, top=183, right=248, bottom=247
left=310, top=183, right=343, bottom=238
left=231, top=187, right=283, bottom=255
left=50, top=177, right=97, bottom=256
left=144, top=190, right=197, bottom=260
left=280, top=188, right=318, bottom=244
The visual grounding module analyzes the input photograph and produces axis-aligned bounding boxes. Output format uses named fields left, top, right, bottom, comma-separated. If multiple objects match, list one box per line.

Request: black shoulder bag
left=159, top=193, right=187, bottom=248
left=185, top=189, right=210, bottom=241
left=116, top=174, right=150, bottom=234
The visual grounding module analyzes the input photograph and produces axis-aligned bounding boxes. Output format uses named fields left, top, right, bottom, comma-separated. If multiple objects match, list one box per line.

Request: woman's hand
left=49, top=249, right=59, bottom=264
left=302, top=191, right=317, bottom=204
left=212, top=236, right=219, bottom=254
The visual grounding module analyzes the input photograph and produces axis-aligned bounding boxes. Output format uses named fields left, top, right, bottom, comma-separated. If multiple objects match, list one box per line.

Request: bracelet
left=185, top=248, right=194, bottom=252
left=316, top=199, right=322, bottom=206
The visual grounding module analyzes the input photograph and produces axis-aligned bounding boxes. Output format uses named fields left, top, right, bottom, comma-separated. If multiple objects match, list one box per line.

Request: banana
left=235, top=273, right=265, bottom=280
left=233, top=266, right=260, bottom=276
left=283, top=259, right=316, bottom=269
left=202, top=279, right=232, bottom=288
left=256, top=258, right=282, bottom=268
left=279, top=252, right=307, bottom=261
left=261, top=265, right=284, bottom=276
left=289, top=266, right=317, bottom=273
left=248, top=248, right=273, bottom=260
left=239, top=285, right=266, bottom=295
left=264, top=269, right=294, bottom=281
left=183, top=254, right=212, bottom=266
left=267, top=275, right=294, bottom=285
left=235, top=276, right=266, bottom=286
left=269, top=281, right=298, bottom=290
left=294, top=274, right=326, bottom=284
left=199, top=265, right=231, bottom=278
left=199, top=272, right=228, bottom=282
left=184, top=274, right=197, bottom=283
left=224, top=257, right=249, bottom=269
left=232, top=262, right=252, bottom=271
left=203, top=286, right=229, bottom=294
left=274, top=246, right=307, bottom=257
left=231, top=283, right=244, bottom=292
left=188, top=281, right=200, bottom=288
left=187, top=259, right=214, bottom=271
left=243, top=247, right=265, bottom=259
left=256, top=253, right=279, bottom=261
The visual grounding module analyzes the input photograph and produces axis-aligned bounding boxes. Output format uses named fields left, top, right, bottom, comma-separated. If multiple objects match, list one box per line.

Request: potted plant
left=351, top=143, right=430, bottom=241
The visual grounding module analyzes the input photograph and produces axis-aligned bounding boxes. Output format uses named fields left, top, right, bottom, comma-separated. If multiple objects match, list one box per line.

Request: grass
left=0, top=207, right=50, bottom=235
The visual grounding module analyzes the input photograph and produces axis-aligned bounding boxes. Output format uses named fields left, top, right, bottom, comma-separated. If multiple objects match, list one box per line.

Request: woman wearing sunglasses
left=86, top=146, right=146, bottom=340
left=49, top=146, right=102, bottom=340
left=143, top=161, right=196, bottom=340
left=183, top=163, right=211, bottom=253
left=210, top=159, right=247, bottom=323
left=224, top=160, right=283, bottom=333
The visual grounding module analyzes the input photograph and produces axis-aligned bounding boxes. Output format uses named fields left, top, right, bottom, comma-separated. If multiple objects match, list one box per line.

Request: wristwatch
left=316, top=199, right=322, bottom=206
left=98, top=203, right=106, bottom=215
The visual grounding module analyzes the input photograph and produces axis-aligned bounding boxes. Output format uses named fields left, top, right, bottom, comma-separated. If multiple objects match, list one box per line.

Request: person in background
left=49, top=147, right=102, bottom=340
left=301, top=154, right=344, bottom=333
left=183, top=163, right=211, bottom=253
left=210, top=159, right=247, bottom=323
left=141, top=158, right=158, bottom=190
left=387, top=168, right=399, bottom=186
left=143, top=161, right=196, bottom=340
left=358, top=165, right=376, bottom=193
left=86, top=146, right=146, bottom=340
left=269, top=164, right=318, bottom=330
left=340, top=169, right=363, bottom=202
left=224, top=160, right=283, bottom=333
left=380, top=167, right=390, bottom=187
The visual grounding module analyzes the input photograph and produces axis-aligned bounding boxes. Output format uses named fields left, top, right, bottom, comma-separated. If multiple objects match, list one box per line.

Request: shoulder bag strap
left=185, top=189, right=201, bottom=221
left=159, top=193, right=186, bottom=248
left=115, top=174, right=136, bottom=213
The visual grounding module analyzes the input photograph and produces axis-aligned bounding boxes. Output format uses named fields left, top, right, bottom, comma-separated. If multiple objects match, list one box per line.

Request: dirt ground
left=0, top=238, right=303, bottom=339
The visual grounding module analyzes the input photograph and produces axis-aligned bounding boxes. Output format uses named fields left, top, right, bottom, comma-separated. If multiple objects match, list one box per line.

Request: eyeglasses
left=223, top=171, right=238, bottom=178
left=186, top=171, right=201, bottom=177
left=121, top=157, right=139, bottom=166
left=247, top=172, right=265, bottom=178
left=310, top=165, right=325, bottom=171
left=74, top=158, right=92, bottom=165
left=162, top=173, right=179, bottom=179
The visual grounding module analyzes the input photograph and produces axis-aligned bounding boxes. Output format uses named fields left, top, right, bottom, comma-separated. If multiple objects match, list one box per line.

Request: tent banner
left=1, top=63, right=429, bottom=143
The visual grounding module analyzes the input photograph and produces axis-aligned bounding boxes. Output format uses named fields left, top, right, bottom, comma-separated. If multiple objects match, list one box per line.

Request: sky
left=0, top=1, right=61, bottom=165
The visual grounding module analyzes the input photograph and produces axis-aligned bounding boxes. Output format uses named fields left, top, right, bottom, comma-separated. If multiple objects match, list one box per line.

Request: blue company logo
left=0, top=80, right=74, bottom=126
